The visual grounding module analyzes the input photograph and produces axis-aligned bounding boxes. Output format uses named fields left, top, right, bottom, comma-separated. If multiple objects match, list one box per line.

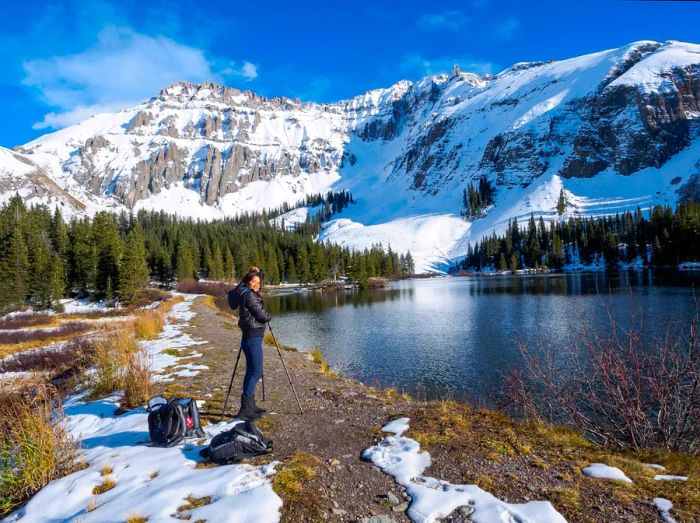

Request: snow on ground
left=654, top=475, right=688, bottom=481
left=5, top=294, right=282, bottom=523
left=362, top=418, right=567, bottom=523
left=59, top=298, right=120, bottom=314
left=139, top=295, right=208, bottom=382
left=653, top=497, right=678, bottom=523
left=582, top=463, right=633, bottom=483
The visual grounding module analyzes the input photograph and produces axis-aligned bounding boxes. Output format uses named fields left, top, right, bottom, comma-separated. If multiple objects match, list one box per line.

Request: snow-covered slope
left=4, top=40, right=700, bottom=271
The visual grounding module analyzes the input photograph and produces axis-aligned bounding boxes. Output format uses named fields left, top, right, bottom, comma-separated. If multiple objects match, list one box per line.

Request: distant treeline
left=461, top=177, right=494, bottom=219
left=0, top=194, right=414, bottom=313
left=456, top=202, right=700, bottom=272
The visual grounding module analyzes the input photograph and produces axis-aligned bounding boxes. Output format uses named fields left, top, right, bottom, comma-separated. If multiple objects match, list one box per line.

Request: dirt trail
left=156, top=296, right=413, bottom=522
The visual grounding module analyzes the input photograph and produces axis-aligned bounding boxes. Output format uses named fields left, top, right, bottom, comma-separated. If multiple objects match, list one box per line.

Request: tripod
left=219, top=324, right=304, bottom=421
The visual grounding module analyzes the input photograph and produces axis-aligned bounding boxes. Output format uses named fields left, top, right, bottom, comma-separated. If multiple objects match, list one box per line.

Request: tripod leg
left=261, top=373, right=265, bottom=402
left=219, top=347, right=242, bottom=422
left=269, top=326, right=304, bottom=414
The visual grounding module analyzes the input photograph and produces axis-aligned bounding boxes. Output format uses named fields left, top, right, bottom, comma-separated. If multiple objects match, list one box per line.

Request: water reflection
left=265, top=272, right=698, bottom=402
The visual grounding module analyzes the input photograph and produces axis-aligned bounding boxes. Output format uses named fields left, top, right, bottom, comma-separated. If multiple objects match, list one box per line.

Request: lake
left=265, top=272, right=699, bottom=403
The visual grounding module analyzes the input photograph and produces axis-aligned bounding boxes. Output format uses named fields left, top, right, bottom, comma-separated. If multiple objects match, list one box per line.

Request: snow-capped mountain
left=3, top=40, right=699, bottom=271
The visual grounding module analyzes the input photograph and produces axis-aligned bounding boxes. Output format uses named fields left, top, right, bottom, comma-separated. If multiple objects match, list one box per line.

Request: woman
left=229, top=267, right=271, bottom=421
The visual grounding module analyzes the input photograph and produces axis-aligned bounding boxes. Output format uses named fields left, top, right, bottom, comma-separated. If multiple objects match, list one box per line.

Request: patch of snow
left=60, top=298, right=119, bottom=314
left=362, top=419, right=567, bottom=523
left=654, top=475, right=688, bottom=481
left=582, top=463, right=633, bottom=483
left=644, top=463, right=667, bottom=471
left=653, top=497, right=678, bottom=523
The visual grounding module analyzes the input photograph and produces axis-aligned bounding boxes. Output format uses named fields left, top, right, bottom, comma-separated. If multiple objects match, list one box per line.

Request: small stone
left=332, top=508, right=347, bottom=516
left=386, top=492, right=400, bottom=505
left=358, top=516, right=395, bottom=523
left=333, top=500, right=340, bottom=509
left=334, top=419, right=345, bottom=424
left=526, top=484, right=537, bottom=493
left=392, top=502, right=409, bottom=512
left=459, top=504, right=475, bottom=517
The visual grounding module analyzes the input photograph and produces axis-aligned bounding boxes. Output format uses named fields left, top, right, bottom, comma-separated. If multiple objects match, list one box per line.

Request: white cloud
left=222, top=61, right=258, bottom=81
left=400, top=54, right=494, bottom=77
left=491, top=17, right=520, bottom=40
left=23, top=26, right=259, bottom=130
left=416, top=11, right=468, bottom=31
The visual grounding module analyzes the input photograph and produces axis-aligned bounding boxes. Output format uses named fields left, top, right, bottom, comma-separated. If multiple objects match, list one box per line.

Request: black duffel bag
left=200, top=420, right=272, bottom=464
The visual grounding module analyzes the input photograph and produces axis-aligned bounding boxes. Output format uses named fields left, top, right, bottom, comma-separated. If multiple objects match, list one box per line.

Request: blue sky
left=1, top=0, right=698, bottom=146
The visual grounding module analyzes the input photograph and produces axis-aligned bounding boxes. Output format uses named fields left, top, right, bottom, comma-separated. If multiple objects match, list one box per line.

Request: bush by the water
left=504, top=306, right=700, bottom=454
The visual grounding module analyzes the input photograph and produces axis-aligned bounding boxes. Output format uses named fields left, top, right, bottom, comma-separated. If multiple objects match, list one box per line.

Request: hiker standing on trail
left=228, top=267, right=271, bottom=421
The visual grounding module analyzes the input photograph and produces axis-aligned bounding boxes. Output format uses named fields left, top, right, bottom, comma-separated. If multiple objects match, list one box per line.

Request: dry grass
left=408, top=399, right=700, bottom=520
left=125, top=515, right=148, bottom=523
left=86, top=498, right=99, bottom=512
left=133, top=310, right=164, bottom=340
left=308, top=348, right=330, bottom=374
left=0, top=385, right=80, bottom=517
left=271, top=452, right=321, bottom=501
left=100, top=465, right=113, bottom=476
left=92, top=477, right=116, bottom=495
left=90, top=327, right=151, bottom=409
left=176, top=495, right=212, bottom=513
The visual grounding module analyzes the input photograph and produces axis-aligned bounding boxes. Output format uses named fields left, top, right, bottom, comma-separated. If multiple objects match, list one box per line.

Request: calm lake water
left=265, top=272, right=699, bottom=403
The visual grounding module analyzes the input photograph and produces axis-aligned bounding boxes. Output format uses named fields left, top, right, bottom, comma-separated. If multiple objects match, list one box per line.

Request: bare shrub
left=176, top=278, right=232, bottom=297
left=0, top=313, right=54, bottom=330
left=0, top=384, right=80, bottom=517
left=0, top=322, right=92, bottom=345
left=503, top=306, right=699, bottom=454
left=121, top=351, right=151, bottom=410
left=0, top=338, right=95, bottom=376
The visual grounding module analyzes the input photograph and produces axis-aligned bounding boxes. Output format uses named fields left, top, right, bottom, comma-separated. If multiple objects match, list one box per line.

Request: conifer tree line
left=461, top=177, right=494, bottom=219
left=0, top=194, right=414, bottom=314
left=457, top=202, right=700, bottom=272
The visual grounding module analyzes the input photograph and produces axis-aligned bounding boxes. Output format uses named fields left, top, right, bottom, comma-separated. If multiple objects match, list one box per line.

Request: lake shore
left=2, top=292, right=697, bottom=522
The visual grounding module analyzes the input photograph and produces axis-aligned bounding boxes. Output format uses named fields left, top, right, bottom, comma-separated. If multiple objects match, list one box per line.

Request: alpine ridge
left=2, top=40, right=699, bottom=271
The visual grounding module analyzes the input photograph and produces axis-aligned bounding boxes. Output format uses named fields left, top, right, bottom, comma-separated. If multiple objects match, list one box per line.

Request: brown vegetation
left=0, top=385, right=80, bottom=517
left=504, top=307, right=699, bottom=454
left=176, top=278, right=232, bottom=297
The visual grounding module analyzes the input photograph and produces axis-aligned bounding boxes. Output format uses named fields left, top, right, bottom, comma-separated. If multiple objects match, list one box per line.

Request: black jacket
left=232, top=286, right=271, bottom=337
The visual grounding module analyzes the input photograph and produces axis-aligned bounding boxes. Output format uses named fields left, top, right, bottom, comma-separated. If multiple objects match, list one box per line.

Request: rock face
left=16, top=40, right=700, bottom=212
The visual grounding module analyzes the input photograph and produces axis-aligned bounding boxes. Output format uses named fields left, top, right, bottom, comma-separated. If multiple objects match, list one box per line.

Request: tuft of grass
left=100, top=465, right=113, bottom=476
left=92, top=477, right=116, bottom=495
left=176, top=495, right=212, bottom=512
left=308, top=348, right=330, bottom=374
left=134, top=310, right=164, bottom=340
left=125, top=514, right=148, bottom=523
left=162, top=348, right=183, bottom=357
left=0, top=385, right=80, bottom=517
left=148, top=470, right=159, bottom=480
left=547, top=486, right=581, bottom=513
left=86, top=498, right=98, bottom=513
left=271, top=452, right=321, bottom=501
left=89, top=327, right=151, bottom=410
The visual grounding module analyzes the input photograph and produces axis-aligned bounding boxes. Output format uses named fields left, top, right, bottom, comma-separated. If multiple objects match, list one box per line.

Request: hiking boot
left=237, top=394, right=260, bottom=421
left=253, top=397, right=267, bottom=415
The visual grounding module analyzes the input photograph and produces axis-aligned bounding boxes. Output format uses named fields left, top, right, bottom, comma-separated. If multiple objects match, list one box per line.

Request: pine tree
left=68, top=218, right=96, bottom=296
left=285, top=256, right=298, bottom=283
left=119, top=223, right=150, bottom=302
left=499, top=253, right=508, bottom=272
left=311, top=243, right=327, bottom=282
left=92, top=212, right=123, bottom=297
left=297, top=245, right=310, bottom=284
left=2, top=228, right=29, bottom=311
left=556, top=188, right=567, bottom=216
left=48, top=254, right=66, bottom=311
left=405, top=251, right=415, bottom=275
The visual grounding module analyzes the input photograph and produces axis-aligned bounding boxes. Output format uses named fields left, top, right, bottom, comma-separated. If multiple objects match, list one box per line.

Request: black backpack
left=147, top=396, right=205, bottom=447
left=227, top=285, right=247, bottom=311
left=200, top=420, right=272, bottom=464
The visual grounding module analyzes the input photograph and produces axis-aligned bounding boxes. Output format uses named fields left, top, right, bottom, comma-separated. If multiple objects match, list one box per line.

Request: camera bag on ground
left=147, top=396, right=205, bottom=447
left=199, top=420, right=272, bottom=464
